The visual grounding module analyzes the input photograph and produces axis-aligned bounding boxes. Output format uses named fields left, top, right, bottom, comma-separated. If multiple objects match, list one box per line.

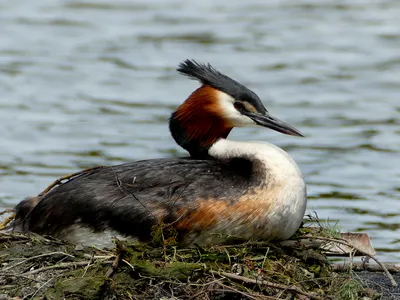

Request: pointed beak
left=246, top=112, right=304, bottom=137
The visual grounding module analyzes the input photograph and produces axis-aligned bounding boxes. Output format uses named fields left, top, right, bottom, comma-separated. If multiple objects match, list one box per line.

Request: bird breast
left=202, top=139, right=307, bottom=243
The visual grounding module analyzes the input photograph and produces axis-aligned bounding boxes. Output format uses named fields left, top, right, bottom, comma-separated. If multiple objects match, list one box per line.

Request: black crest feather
left=177, top=60, right=229, bottom=87
left=177, top=60, right=264, bottom=113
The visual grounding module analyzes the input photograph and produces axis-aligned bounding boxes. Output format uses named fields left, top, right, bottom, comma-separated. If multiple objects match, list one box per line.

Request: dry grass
left=1, top=221, right=395, bottom=300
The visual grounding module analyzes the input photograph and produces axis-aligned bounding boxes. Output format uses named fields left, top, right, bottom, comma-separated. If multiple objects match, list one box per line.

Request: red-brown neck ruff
left=169, top=85, right=233, bottom=158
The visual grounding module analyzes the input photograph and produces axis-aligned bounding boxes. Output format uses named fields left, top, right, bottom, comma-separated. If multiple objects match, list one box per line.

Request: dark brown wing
left=15, top=157, right=255, bottom=241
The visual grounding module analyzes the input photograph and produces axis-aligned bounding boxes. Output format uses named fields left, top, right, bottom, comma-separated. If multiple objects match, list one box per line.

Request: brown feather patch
left=174, top=196, right=273, bottom=233
left=174, top=85, right=233, bottom=149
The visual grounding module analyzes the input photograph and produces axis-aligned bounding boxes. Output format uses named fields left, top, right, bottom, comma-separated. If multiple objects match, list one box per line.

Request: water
left=0, top=0, right=399, bottom=261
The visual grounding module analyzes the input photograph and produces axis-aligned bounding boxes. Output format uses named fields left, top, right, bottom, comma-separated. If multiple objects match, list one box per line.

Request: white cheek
left=216, top=90, right=257, bottom=127
left=228, top=111, right=256, bottom=127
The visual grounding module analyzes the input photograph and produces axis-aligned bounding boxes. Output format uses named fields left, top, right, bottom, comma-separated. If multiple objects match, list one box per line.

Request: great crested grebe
left=13, top=60, right=307, bottom=247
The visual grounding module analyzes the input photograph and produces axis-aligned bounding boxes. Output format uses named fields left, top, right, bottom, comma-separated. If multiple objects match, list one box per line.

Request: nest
left=1, top=215, right=399, bottom=300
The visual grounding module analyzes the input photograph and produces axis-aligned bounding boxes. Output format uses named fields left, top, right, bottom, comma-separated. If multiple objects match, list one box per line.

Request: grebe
left=13, top=60, right=307, bottom=247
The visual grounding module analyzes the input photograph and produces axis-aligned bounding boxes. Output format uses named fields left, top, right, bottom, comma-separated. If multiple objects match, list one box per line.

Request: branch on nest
left=331, top=262, right=400, bottom=273
left=1, top=251, right=75, bottom=272
left=0, top=211, right=16, bottom=230
left=209, top=270, right=324, bottom=300
left=309, top=236, right=398, bottom=288
left=38, top=166, right=104, bottom=196
left=0, top=208, right=14, bottom=216
left=21, top=260, right=113, bottom=276
left=105, top=253, right=122, bottom=278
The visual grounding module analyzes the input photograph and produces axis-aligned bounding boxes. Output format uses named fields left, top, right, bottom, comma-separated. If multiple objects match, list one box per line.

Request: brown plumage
left=171, top=85, right=233, bottom=157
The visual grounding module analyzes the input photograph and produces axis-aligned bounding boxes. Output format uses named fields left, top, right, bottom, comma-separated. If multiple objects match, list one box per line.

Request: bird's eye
left=234, top=101, right=245, bottom=111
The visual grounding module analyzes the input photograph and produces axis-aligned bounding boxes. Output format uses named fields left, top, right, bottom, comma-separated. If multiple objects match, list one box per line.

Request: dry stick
left=208, top=288, right=260, bottom=300
left=164, top=278, right=224, bottom=288
left=209, top=270, right=324, bottom=300
left=122, top=259, right=136, bottom=272
left=0, top=232, right=31, bottom=241
left=151, top=181, right=194, bottom=262
left=83, top=254, right=115, bottom=260
left=261, top=248, right=270, bottom=270
left=38, top=166, right=104, bottom=196
left=311, top=236, right=398, bottom=288
left=22, top=260, right=113, bottom=276
left=0, top=208, right=14, bottom=216
left=2, top=251, right=75, bottom=272
left=0, top=212, right=16, bottom=230
left=0, top=273, right=41, bottom=282
left=160, top=227, right=168, bottom=262
left=349, top=248, right=355, bottom=276
left=222, top=240, right=275, bottom=249
left=217, top=282, right=272, bottom=300
left=189, top=290, right=207, bottom=300
left=105, top=253, right=121, bottom=278
left=29, top=277, right=54, bottom=300
left=331, top=262, right=400, bottom=273
left=1, top=285, right=16, bottom=290
left=159, top=211, right=190, bottom=262
left=278, top=238, right=375, bottom=257
left=82, top=254, right=94, bottom=278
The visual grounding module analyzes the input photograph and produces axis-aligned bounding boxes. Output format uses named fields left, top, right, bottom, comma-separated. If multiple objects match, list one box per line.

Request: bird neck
left=169, top=85, right=233, bottom=158
left=208, top=139, right=304, bottom=183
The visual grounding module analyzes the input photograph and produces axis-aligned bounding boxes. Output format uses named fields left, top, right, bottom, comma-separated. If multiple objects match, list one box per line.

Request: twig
left=261, top=248, right=269, bottom=270
left=158, top=210, right=190, bottom=262
left=105, top=253, right=121, bottom=278
left=331, top=262, right=400, bottom=273
left=91, top=245, right=115, bottom=255
left=208, top=288, right=262, bottom=300
left=162, top=210, right=189, bottom=229
left=349, top=248, right=355, bottom=276
left=278, top=238, right=374, bottom=257
left=209, top=270, right=324, bottom=300
left=311, top=236, right=398, bottom=287
left=164, top=278, right=223, bottom=288
left=0, top=232, right=31, bottom=242
left=224, top=248, right=231, bottom=266
left=216, top=282, right=272, bottom=300
left=0, top=208, right=14, bottom=216
left=110, top=166, right=156, bottom=221
left=29, top=277, right=53, bottom=299
left=2, top=251, right=75, bottom=272
left=0, top=211, right=16, bottom=230
left=0, top=285, right=16, bottom=290
left=22, top=260, right=113, bottom=275
left=82, top=254, right=94, bottom=277
left=0, top=273, right=41, bottom=282
left=122, top=259, right=136, bottom=272
left=83, top=254, right=115, bottom=260
left=221, top=240, right=274, bottom=249
left=189, top=290, right=206, bottom=299
left=38, top=166, right=104, bottom=196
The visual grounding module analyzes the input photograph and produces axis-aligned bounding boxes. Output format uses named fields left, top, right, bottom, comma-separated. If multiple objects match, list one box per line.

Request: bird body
left=13, top=60, right=307, bottom=247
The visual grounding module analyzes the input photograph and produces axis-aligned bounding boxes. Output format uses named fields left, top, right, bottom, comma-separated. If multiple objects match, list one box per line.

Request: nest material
left=0, top=225, right=399, bottom=300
